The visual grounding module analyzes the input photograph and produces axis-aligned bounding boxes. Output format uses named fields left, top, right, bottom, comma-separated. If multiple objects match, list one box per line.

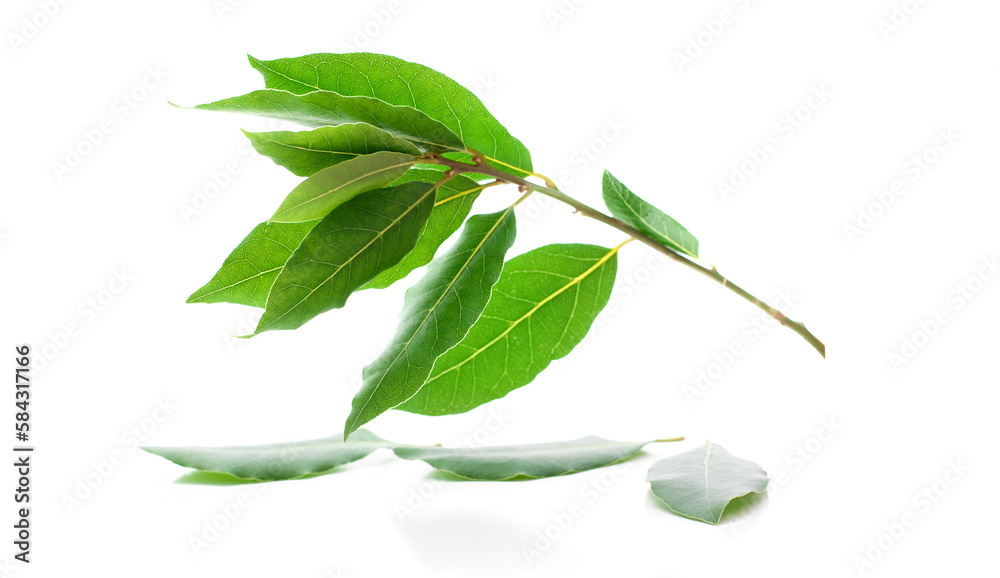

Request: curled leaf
left=393, top=436, right=664, bottom=480
left=647, top=442, right=768, bottom=525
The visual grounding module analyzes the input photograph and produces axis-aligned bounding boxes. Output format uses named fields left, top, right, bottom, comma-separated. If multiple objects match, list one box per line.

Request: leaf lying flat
left=399, top=243, right=619, bottom=416
left=602, top=170, right=699, bottom=258
left=142, top=429, right=393, bottom=482
left=254, top=183, right=437, bottom=334
left=244, top=123, right=421, bottom=177
left=270, top=151, right=416, bottom=223
left=345, top=207, right=518, bottom=439
left=647, top=442, right=769, bottom=525
left=187, top=220, right=318, bottom=308
left=393, top=436, right=656, bottom=480
left=363, top=170, right=488, bottom=291
left=194, top=89, right=465, bottom=153
left=249, top=53, right=533, bottom=174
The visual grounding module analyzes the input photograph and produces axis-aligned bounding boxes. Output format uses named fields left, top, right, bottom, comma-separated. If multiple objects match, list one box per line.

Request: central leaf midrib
left=426, top=245, right=620, bottom=384
left=702, top=441, right=717, bottom=520
left=411, top=440, right=637, bottom=459
left=191, top=265, right=283, bottom=301
left=273, top=158, right=417, bottom=220
left=614, top=185, right=695, bottom=257
left=260, top=185, right=437, bottom=331
left=348, top=203, right=516, bottom=431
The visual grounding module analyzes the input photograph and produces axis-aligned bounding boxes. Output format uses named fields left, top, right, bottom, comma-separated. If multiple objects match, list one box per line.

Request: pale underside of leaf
left=142, top=429, right=392, bottom=482
left=193, top=89, right=465, bottom=153
left=602, top=170, right=699, bottom=258
left=248, top=53, right=532, bottom=174
left=392, top=436, right=655, bottom=480
left=647, top=442, right=769, bottom=525
left=270, top=151, right=417, bottom=223
left=243, top=123, right=421, bottom=177
left=254, top=182, right=437, bottom=334
left=186, top=220, right=319, bottom=308
left=398, top=243, right=619, bottom=416
left=345, top=206, right=518, bottom=439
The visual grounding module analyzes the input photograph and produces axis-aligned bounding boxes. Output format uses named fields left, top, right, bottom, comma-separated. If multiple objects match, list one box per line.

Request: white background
left=2, top=0, right=998, bottom=576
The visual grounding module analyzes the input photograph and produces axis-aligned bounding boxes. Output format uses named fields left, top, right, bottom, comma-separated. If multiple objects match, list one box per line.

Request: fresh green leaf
left=194, top=89, right=465, bottom=153
left=187, top=220, right=319, bottom=308
left=142, top=429, right=393, bottom=482
left=399, top=243, right=620, bottom=416
left=249, top=53, right=532, bottom=174
left=254, top=182, right=437, bottom=334
left=647, top=442, right=769, bottom=525
left=270, top=151, right=416, bottom=223
left=602, top=170, right=699, bottom=258
left=393, top=436, right=657, bottom=480
left=363, top=170, right=489, bottom=291
left=345, top=207, right=518, bottom=439
left=244, top=123, right=421, bottom=177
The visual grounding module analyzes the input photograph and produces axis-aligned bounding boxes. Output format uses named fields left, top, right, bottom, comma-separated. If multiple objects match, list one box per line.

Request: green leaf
left=249, top=53, right=533, bottom=174
left=194, top=89, right=465, bottom=153
left=142, top=429, right=393, bottom=482
left=345, top=206, right=518, bottom=439
left=647, top=442, right=769, bottom=525
left=254, top=182, right=437, bottom=334
left=363, top=170, right=488, bottom=291
left=271, top=151, right=416, bottom=223
left=244, top=123, right=421, bottom=177
left=393, top=436, right=657, bottom=480
left=602, top=170, right=699, bottom=258
left=187, top=220, right=319, bottom=308
left=399, top=243, right=620, bottom=416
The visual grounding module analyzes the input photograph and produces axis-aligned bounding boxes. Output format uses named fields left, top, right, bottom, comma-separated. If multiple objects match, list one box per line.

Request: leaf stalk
left=420, top=152, right=825, bottom=358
